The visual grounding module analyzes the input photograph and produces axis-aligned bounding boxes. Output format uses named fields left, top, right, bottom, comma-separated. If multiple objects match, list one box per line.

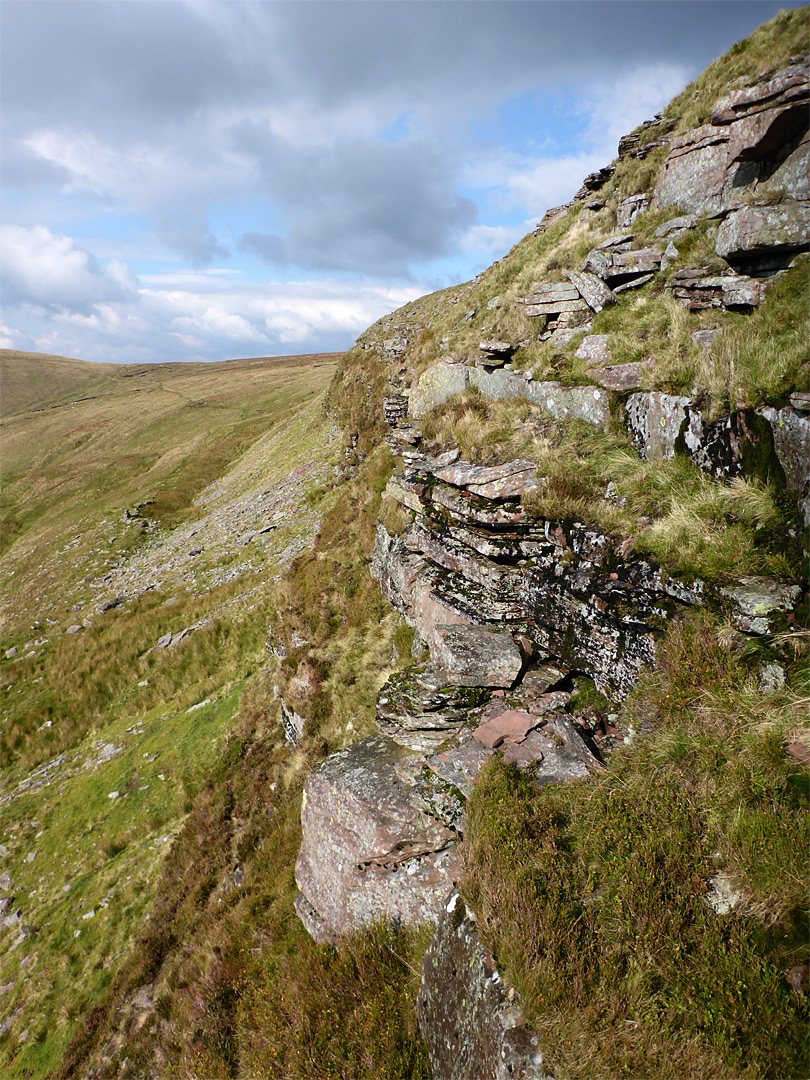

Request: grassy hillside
left=0, top=350, right=345, bottom=1077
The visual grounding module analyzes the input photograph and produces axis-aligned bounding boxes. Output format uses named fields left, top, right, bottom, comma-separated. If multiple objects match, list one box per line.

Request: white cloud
left=0, top=224, right=138, bottom=311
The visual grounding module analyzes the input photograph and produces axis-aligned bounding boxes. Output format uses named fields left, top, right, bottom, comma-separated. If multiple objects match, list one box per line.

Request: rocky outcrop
left=653, top=54, right=809, bottom=268
left=417, top=893, right=550, bottom=1080
left=407, top=360, right=610, bottom=426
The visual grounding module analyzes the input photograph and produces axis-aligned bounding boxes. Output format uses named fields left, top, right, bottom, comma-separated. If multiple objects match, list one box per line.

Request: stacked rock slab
left=418, top=893, right=551, bottom=1080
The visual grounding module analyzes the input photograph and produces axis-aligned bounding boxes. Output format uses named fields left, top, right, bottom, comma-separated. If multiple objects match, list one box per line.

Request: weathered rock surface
left=431, top=625, right=523, bottom=688
left=756, top=405, right=810, bottom=495
left=408, top=362, right=611, bottom=427
left=575, top=334, right=612, bottom=367
left=295, top=736, right=461, bottom=941
left=376, top=665, right=490, bottom=753
left=417, top=893, right=550, bottom=1080
left=653, top=54, right=809, bottom=219
left=588, top=362, right=649, bottom=392
left=625, top=392, right=691, bottom=461
left=665, top=268, right=763, bottom=310
left=715, top=200, right=810, bottom=261
left=678, top=406, right=787, bottom=486
left=720, top=577, right=802, bottom=634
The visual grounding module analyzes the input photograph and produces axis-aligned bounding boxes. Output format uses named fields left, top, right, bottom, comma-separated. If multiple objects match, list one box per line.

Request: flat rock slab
left=295, top=735, right=460, bottom=942
left=432, top=625, right=523, bottom=688
left=562, top=268, right=616, bottom=312
left=417, top=893, right=550, bottom=1080
left=472, top=710, right=540, bottom=748
left=434, top=459, right=541, bottom=500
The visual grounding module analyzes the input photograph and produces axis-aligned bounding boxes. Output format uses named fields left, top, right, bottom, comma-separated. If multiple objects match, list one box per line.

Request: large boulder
left=715, top=201, right=810, bottom=261
left=417, top=893, right=550, bottom=1080
left=652, top=55, right=809, bottom=218
left=295, top=736, right=461, bottom=943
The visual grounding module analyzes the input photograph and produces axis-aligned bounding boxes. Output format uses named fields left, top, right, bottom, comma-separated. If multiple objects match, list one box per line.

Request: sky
left=0, top=0, right=804, bottom=365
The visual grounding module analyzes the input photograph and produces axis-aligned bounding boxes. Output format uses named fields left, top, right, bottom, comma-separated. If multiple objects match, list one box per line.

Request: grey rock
left=705, top=872, right=744, bottom=916
left=679, top=406, right=787, bottom=486
left=376, top=665, right=490, bottom=753
left=625, top=392, right=691, bottom=461
left=4, top=647, right=17, bottom=659
left=692, top=328, right=721, bottom=351
left=756, top=406, right=810, bottom=495
left=434, top=459, right=542, bottom=500
left=616, top=193, right=650, bottom=230
left=479, top=340, right=517, bottom=359
left=66, top=624, right=82, bottom=635
left=759, top=662, right=786, bottom=693
left=156, top=631, right=173, bottom=649
left=409, top=363, right=470, bottom=419
left=562, top=269, right=616, bottom=313
left=588, top=362, right=649, bottom=392
left=431, top=625, right=522, bottom=688
left=715, top=201, right=810, bottom=261
left=654, top=215, right=699, bottom=237
left=525, top=381, right=610, bottom=426
left=417, top=893, right=550, bottom=1080
left=280, top=699, right=306, bottom=746
left=720, top=577, right=801, bottom=634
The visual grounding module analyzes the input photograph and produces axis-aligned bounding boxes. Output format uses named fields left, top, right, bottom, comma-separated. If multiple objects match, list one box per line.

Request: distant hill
left=0, top=348, right=343, bottom=417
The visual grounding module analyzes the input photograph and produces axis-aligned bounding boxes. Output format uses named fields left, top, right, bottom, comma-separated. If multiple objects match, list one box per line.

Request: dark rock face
left=294, top=736, right=461, bottom=941
left=678, top=407, right=787, bottom=487
left=375, top=461, right=690, bottom=700
left=417, top=893, right=550, bottom=1080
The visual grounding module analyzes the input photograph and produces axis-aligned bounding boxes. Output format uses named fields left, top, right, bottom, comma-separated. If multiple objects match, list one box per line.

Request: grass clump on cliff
left=463, top=611, right=809, bottom=1080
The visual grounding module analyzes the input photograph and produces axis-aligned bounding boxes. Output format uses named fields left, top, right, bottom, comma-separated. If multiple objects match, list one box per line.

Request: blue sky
left=0, top=0, right=804, bottom=364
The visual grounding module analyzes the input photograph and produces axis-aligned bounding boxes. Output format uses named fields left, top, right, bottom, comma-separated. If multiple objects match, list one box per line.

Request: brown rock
left=295, top=736, right=460, bottom=941
left=472, top=710, right=539, bottom=748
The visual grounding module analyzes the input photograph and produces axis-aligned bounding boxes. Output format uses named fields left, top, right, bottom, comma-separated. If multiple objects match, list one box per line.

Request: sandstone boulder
left=295, top=736, right=460, bottom=942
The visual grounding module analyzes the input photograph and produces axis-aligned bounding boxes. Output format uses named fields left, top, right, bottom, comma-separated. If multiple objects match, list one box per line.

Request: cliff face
left=294, top=28, right=809, bottom=1080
